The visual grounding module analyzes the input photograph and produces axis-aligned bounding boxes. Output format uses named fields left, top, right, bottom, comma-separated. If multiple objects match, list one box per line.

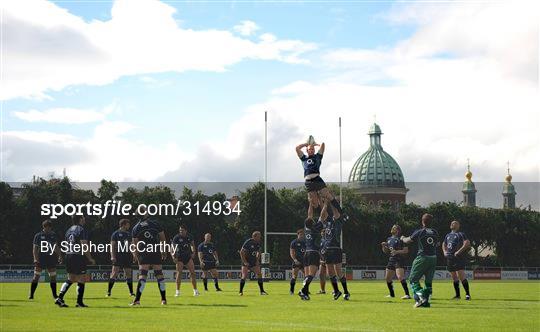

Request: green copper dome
left=348, top=123, right=405, bottom=188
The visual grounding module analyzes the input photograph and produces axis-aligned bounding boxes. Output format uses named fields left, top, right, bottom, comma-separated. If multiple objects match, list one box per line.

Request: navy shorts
left=202, top=261, right=216, bottom=271
left=446, top=255, right=466, bottom=272
left=113, top=254, right=132, bottom=268
left=138, top=252, right=162, bottom=265
left=386, top=258, right=404, bottom=271
left=304, top=251, right=321, bottom=267
left=323, top=248, right=342, bottom=265
left=65, top=254, right=87, bottom=275
left=305, top=176, right=327, bottom=192
left=36, top=255, right=57, bottom=269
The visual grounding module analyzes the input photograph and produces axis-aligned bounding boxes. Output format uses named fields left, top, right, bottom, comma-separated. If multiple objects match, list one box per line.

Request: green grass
left=1, top=281, right=539, bottom=331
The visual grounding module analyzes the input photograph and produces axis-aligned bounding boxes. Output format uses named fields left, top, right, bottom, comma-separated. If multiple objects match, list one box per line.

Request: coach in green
left=401, top=213, right=439, bottom=308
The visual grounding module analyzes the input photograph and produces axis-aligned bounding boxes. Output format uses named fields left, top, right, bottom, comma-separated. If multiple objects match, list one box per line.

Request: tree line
left=1, top=179, right=539, bottom=267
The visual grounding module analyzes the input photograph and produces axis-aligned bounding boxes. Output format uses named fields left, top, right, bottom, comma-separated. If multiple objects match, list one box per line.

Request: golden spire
left=505, top=161, right=512, bottom=183
left=465, top=158, right=472, bottom=181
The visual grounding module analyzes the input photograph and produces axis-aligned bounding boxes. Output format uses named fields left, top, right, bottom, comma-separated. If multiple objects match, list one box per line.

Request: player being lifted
left=29, top=219, right=61, bottom=300
left=295, top=137, right=343, bottom=220
left=443, top=220, right=471, bottom=300
left=401, top=213, right=439, bottom=308
left=197, top=233, right=222, bottom=292
left=107, top=219, right=134, bottom=297
left=239, top=231, right=267, bottom=295
left=381, top=225, right=410, bottom=299
left=171, top=225, right=199, bottom=297
left=131, top=210, right=168, bottom=306
left=321, top=203, right=350, bottom=301
left=289, top=228, right=306, bottom=295
left=298, top=203, right=327, bottom=300
left=55, top=215, right=96, bottom=308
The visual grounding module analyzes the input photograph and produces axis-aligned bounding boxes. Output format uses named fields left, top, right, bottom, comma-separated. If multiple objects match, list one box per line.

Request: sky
left=1, top=0, right=539, bottom=184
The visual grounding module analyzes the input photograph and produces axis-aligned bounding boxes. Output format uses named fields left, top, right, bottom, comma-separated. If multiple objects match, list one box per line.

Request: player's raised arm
left=317, top=142, right=325, bottom=155
left=296, top=142, right=308, bottom=158
left=454, top=235, right=471, bottom=256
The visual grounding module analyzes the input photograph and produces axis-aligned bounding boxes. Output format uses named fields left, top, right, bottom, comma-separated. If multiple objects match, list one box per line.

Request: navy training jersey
left=290, top=238, right=306, bottom=260
left=300, top=153, right=323, bottom=177
left=132, top=219, right=163, bottom=245
left=241, top=238, right=260, bottom=261
left=198, top=241, right=217, bottom=262
left=386, top=236, right=406, bottom=261
left=444, top=231, right=468, bottom=256
left=322, top=217, right=342, bottom=249
left=33, top=231, right=58, bottom=256
left=65, top=225, right=89, bottom=255
left=111, top=229, right=131, bottom=256
left=171, top=233, right=194, bottom=256
left=410, top=228, right=439, bottom=256
left=304, top=219, right=324, bottom=251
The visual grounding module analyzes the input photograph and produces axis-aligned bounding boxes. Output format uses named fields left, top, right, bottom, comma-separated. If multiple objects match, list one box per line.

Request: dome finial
left=506, top=161, right=512, bottom=183
left=465, top=158, right=473, bottom=181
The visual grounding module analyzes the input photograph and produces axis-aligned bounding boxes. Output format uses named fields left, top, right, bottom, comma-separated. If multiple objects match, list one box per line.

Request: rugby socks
left=58, top=280, right=73, bottom=299
left=330, top=276, right=339, bottom=293
left=290, top=278, right=296, bottom=293
left=126, top=278, right=133, bottom=294
left=340, top=276, right=349, bottom=294
left=239, top=279, right=246, bottom=293
left=30, top=282, right=38, bottom=298
left=214, top=278, right=220, bottom=290
left=257, top=278, right=265, bottom=292
left=400, top=279, right=409, bottom=296
left=301, top=276, right=313, bottom=294
left=135, top=278, right=146, bottom=301
left=387, top=282, right=395, bottom=297
left=203, top=278, right=208, bottom=291
left=425, top=282, right=433, bottom=299
left=453, top=280, right=461, bottom=297
left=108, top=278, right=116, bottom=294
left=157, top=277, right=166, bottom=301
left=76, top=283, right=85, bottom=304
left=330, top=198, right=343, bottom=215
left=462, top=279, right=470, bottom=296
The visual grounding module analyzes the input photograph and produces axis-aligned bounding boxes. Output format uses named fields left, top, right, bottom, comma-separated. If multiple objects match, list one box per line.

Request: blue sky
left=2, top=0, right=538, bottom=185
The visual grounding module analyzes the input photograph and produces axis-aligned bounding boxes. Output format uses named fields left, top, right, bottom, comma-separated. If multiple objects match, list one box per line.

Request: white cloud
left=13, top=108, right=106, bottom=124
left=233, top=20, right=260, bottom=36
left=2, top=0, right=316, bottom=100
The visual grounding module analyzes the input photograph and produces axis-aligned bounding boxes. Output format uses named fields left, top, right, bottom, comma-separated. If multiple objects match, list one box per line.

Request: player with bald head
left=443, top=220, right=471, bottom=300
left=198, top=233, right=222, bottom=292
left=239, top=231, right=267, bottom=295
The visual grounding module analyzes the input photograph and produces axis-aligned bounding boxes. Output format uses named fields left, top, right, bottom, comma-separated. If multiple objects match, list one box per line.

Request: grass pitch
left=1, top=281, right=539, bottom=331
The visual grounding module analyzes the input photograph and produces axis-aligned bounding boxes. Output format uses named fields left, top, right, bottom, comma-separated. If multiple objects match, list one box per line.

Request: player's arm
left=132, top=237, right=140, bottom=262
left=32, top=244, right=39, bottom=265
left=80, top=240, right=96, bottom=265
left=240, top=248, right=249, bottom=266
left=54, top=241, right=63, bottom=264
left=380, top=242, right=390, bottom=254
left=296, top=143, right=308, bottom=158
left=110, top=239, right=117, bottom=263
left=441, top=240, right=447, bottom=256
left=213, top=250, right=220, bottom=266
left=317, top=142, right=325, bottom=155
left=455, top=238, right=471, bottom=256
left=401, top=236, right=413, bottom=244
left=158, top=231, right=167, bottom=260
left=392, top=246, right=408, bottom=255
left=197, top=250, right=204, bottom=265
left=290, top=247, right=298, bottom=263
left=190, top=241, right=196, bottom=259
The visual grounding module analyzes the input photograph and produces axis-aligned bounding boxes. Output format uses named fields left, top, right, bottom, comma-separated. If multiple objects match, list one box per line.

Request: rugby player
left=381, top=224, right=410, bottom=299
left=107, top=219, right=134, bottom=297
left=401, top=213, right=439, bottom=308
left=289, top=228, right=306, bottom=295
left=321, top=205, right=350, bottom=301
left=442, top=220, right=471, bottom=300
left=295, top=141, right=343, bottom=220
left=130, top=211, right=168, bottom=306
left=197, top=233, right=222, bottom=292
left=298, top=204, right=326, bottom=300
left=55, top=215, right=96, bottom=308
left=29, top=219, right=61, bottom=300
left=239, top=231, right=267, bottom=295
left=318, top=229, right=327, bottom=294
left=171, top=225, right=199, bottom=297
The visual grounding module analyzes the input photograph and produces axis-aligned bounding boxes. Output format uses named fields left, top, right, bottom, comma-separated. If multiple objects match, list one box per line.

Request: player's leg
left=175, top=261, right=184, bottom=296
left=299, top=264, right=317, bottom=300
left=327, top=263, right=342, bottom=299
left=29, top=265, right=42, bottom=299
left=75, top=274, right=88, bottom=307
left=458, top=269, right=470, bottom=299
left=124, top=268, right=134, bottom=296
left=186, top=259, right=199, bottom=296
left=318, top=187, right=342, bottom=219
left=290, top=266, right=299, bottom=294
left=202, top=270, right=209, bottom=291
left=108, top=265, right=120, bottom=296
left=239, top=265, right=249, bottom=295
left=57, top=273, right=77, bottom=305
left=335, top=262, right=350, bottom=300
left=319, top=262, right=327, bottom=293
left=154, top=264, right=167, bottom=304
left=253, top=265, right=267, bottom=295
left=395, top=267, right=410, bottom=299
left=408, top=256, right=425, bottom=306
left=423, top=257, right=437, bottom=304
left=450, top=271, right=460, bottom=298
left=46, top=268, right=58, bottom=299
left=385, top=268, right=396, bottom=297
left=132, top=264, right=149, bottom=305
left=307, top=191, right=319, bottom=219
left=210, top=268, right=221, bottom=291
